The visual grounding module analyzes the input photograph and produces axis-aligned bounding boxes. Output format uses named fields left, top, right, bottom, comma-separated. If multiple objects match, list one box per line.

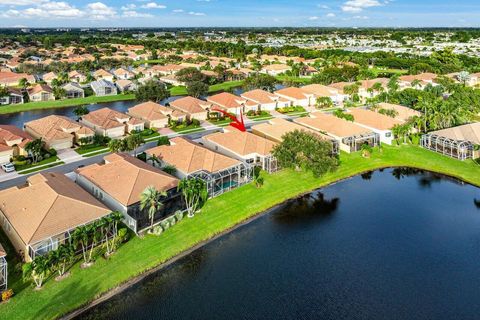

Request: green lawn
left=1, top=145, right=480, bottom=320
left=14, top=156, right=60, bottom=172
left=208, top=80, right=244, bottom=93
left=170, top=123, right=203, bottom=133
left=275, top=75, right=312, bottom=85
left=75, top=144, right=108, bottom=155
left=19, top=162, right=65, bottom=175
left=0, top=94, right=136, bottom=115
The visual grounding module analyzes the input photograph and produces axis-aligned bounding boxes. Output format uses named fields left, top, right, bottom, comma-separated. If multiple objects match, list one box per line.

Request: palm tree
left=23, top=255, right=49, bottom=288
left=72, top=225, right=91, bottom=266
left=49, top=243, right=74, bottom=277
left=253, top=167, right=264, bottom=188
left=140, top=186, right=167, bottom=230
left=178, top=178, right=208, bottom=218
left=108, top=139, right=125, bottom=153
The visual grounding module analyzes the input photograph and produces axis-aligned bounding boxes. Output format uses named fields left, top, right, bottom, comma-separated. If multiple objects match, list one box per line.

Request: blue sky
left=0, top=0, right=479, bottom=28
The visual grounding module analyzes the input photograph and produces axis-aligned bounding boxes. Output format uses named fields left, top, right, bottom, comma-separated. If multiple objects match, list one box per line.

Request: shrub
left=48, top=148, right=57, bottom=157
left=152, top=225, right=163, bottom=235
left=2, top=289, right=13, bottom=302
left=192, top=119, right=200, bottom=126
left=168, top=216, right=176, bottom=226
left=44, top=153, right=51, bottom=159
left=118, top=228, right=129, bottom=242
left=160, top=220, right=170, bottom=231
left=157, top=136, right=170, bottom=146
left=175, top=210, right=184, bottom=221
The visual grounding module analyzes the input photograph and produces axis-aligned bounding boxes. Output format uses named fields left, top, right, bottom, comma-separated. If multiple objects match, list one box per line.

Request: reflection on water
left=77, top=169, right=480, bottom=320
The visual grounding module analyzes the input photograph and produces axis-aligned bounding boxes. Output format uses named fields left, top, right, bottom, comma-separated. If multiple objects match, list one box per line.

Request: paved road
left=0, top=119, right=278, bottom=189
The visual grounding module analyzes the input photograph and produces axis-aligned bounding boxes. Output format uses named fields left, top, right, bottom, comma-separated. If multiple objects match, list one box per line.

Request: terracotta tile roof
left=76, top=153, right=179, bottom=206
left=25, top=115, right=90, bottom=141
left=42, top=72, right=57, bottom=81
left=400, top=73, right=437, bottom=83
left=145, top=137, right=241, bottom=175
left=294, top=112, right=373, bottom=138
left=0, top=125, right=32, bottom=150
left=241, top=89, right=278, bottom=104
left=262, top=64, right=291, bottom=71
left=204, top=128, right=277, bottom=157
left=170, top=96, right=207, bottom=114
left=0, top=172, right=110, bottom=245
left=93, top=69, right=113, bottom=78
left=359, top=78, right=389, bottom=89
left=207, top=92, right=246, bottom=109
left=251, top=118, right=332, bottom=143
left=128, top=101, right=170, bottom=121
left=301, top=84, right=339, bottom=97
left=376, top=103, right=421, bottom=122
left=275, top=87, right=311, bottom=100
left=349, top=108, right=403, bottom=131
left=0, top=71, right=35, bottom=85
left=82, top=108, right=130, bottom=130
left=429, top=122, right=480, bottom=144
left=0, top=243, right=5, bottom=257
left=28, top=84, right=53, bottom=95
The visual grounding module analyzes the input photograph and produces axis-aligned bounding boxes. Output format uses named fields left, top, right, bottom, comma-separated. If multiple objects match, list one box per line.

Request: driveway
left=57, top=149, right=82, bottom=164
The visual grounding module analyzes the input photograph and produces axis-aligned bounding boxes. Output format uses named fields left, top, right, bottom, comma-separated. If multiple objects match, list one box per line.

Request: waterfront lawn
left=169, top=80, right=244, bottom=97
left=1, top=144, right=480, bottom=320
left=275, top=75, right=312, bottom=85
left=0, top=94, right=136, bottom=115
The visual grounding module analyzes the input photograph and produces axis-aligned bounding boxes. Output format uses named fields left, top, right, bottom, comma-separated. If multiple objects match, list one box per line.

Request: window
left=385, top=132, right=392, bottom=138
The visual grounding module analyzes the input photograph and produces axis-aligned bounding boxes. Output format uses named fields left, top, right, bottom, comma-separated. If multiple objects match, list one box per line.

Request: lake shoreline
left=61, top=165, right=473, bottom=320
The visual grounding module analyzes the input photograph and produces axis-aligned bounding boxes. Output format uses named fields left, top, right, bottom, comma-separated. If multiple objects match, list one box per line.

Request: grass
left=208, top=80, right=244, bottom=93
left=275, top=75, right=312, bottom=85
left=169, top=123, right=202, bottom=133
left=14, top=156, right=59, bottom=172
left=207, top=118, right=232, bottom=126
left=0, top=94, right=136, bottom=115
left=1, top=144, right=480, bottom=320
left=171, top=127, right=205, bottom=134
left=75, top=144, right=108, bottom=155
left=19, top=162, right=65, bottom=174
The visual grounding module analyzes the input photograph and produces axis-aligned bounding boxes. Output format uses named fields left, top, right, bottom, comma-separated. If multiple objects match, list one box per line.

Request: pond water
left=77, top=168, right=480, bottom=320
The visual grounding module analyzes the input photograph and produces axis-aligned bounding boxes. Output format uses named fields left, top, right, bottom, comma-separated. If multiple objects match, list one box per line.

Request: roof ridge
left=27, top=193, right=59, bottom=244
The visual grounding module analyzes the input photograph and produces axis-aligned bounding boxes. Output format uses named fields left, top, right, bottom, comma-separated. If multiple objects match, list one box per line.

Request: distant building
left=62, top=82, right=85, bottom=99
left=90, top=79, right=117, bottom=96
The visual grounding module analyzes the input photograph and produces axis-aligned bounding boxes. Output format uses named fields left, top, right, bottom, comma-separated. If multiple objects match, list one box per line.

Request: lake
left=77, top=168, right=480, bottom=320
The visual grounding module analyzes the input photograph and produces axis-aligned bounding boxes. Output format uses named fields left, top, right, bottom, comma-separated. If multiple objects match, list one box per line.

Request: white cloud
left=353, top=15, right=369, bottom=19
left=341, top=0, right=381, bottom=12
left=86, top=2, right=117, bottom=20
left=188, top=11, right=205, bottom=16
left=172, top=9, right=184, bottom=12
left=326, top=13, right=335, bottom=17
left=121, top=3, right=136, bottom=10
left=1, top=1, right=83, bottom=18
left=122, top=10, right=152, bottom=17
left=0, top=0, right=44, bottom=5
left=308, top=16, right=319, bottom=20
left=318, top=4, right=330, bottom=9
left=140, top=2, right=166, bottom=9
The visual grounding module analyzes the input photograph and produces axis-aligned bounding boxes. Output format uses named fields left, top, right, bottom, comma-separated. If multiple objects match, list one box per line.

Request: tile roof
left=28, top=84, right=53, bottom=95
left=76, top=153, right=179, bottom=206
left=301, top=84, right=339, bottom=97
left=0, top=172, right=110, bottom=245
left=0, top=125, right=32, bottom=150
left=251, top=118, right=332, bottom=143
left=145, top=137, right=241, bottom=175
left=169, top=96, right=207, bottom=114
left=128, top=101, right=171, bottom=121
left=207, top=92, right=246, bottom=109
left=429, top=122, right=480, bottom=144
left=275, top=87, right=311, bottom=100
left=349, top=108, right=403, bottom=131
left=294, top=112, right=373, bottom=138
left=25, top=115, right=91, bottom=141
left=82, top=107, right=130, bottom=130
left=203, top=128, right=277, bottom=157
left=241, top=89, right=278, bottom=104
left=0, top=243, right=5, bottom=257
left=376, top=103, right=421, bottom=122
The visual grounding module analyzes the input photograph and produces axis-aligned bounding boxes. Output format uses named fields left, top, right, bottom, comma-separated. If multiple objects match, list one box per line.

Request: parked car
left=1, top=163, right=15, bottom=173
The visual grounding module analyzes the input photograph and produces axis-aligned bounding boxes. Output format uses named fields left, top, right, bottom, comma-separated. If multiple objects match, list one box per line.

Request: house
left=93, top=69, right=114, bottom=82
left=0, top=125, right=32, bottom=163
left=113, top=67, right=134, bottom=80
left=115, top=79, right=137, bottom=92
left=76, top=153, right=183, bottom=233
left=0, top=172, right=111, bottom=261
left=127, top=101, right=176, bottom=129
left=62, top=82, right=85, bottom=99
left=206, top=92, right=248, bottom=115
left=421, top=122, right=480, bottom=160
left=300, top=84, right=346, bottom=106
left=25, top=115, right=94, bottom=150
left=374, top=102, right=421, bottom=122
left=151, top=64, right=184, bottom=76
left=202, top=127, right=278, bottom=173
left=169, top=96, right=208, bottom=121
left=294, top=112, right=379, bottom=153
left=68, top=70, right=86, bottom=83
left=251, top=118, right=337, bottom=153
left=145, top=137, right=252, bottom=198
left=90, top=79, right=117, bottom=96
left=159, top=74, right=186, bottom=86
left=81, top=107, right=143, bottom=138
left=399, top=73, right=438, bottom=90
left=0, top=71, right=35, bottom=86
left=348, top=108, right=403, bottom=145
left=241, top=89, right=288, bottom=111
left=357, top=78, right=389, bottom=100
left=274, top=87, right=314, bottom=108
left=260, top=64, right=291, bottom=76
left=0, top=87, right=23, bottom=105
left=42, top=72, right=57, bottom=85
left=28, top=84, right=54, bottom=102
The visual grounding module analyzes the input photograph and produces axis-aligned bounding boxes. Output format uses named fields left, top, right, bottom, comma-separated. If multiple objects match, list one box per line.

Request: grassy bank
left=1, top=145, right=479, bottom=320
left=0, top=94, right=136, bottom=115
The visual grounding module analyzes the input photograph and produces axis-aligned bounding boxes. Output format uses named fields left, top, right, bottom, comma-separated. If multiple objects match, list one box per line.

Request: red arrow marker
left=211, top=107, right=246, bottom=132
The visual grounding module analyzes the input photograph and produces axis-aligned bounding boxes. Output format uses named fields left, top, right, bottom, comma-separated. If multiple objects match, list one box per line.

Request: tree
left=243, top=73, right=277, bottom=92
left=457, top=71, right=471, bottom=87
left=72, top=225, right=91, bottom=266
left=178, top=178, right=208, bottom=218
left=315, top=96, right=333, bottom=109
left=253, top=167, right=264, bottom=188
left=48, top=243, right=74, bottom=278
left=124, top=134, right=144, bottom=155
left=23, top=255, right=49, bottom=289
left=272, top=130, right=338, bottom=177
left=388, top=75, right=400, bottom=94
left=186, top=81, right=209, bottom=98
left=140, top=186, right=167, bottom=230
left=135, top=80, right=170, bottom=102
left=18, top=78, right=30, bottom=89
left=108, top=139, right=125, bottom=153
left=73, top=105, right=89, bottom=119
left=25, top=138, right=44, bottom=164
left=176, top=67, right=206, bottom=83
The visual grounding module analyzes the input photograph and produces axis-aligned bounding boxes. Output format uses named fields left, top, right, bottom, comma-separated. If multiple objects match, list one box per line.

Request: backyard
left=0, top=144, right=479, bottom=320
